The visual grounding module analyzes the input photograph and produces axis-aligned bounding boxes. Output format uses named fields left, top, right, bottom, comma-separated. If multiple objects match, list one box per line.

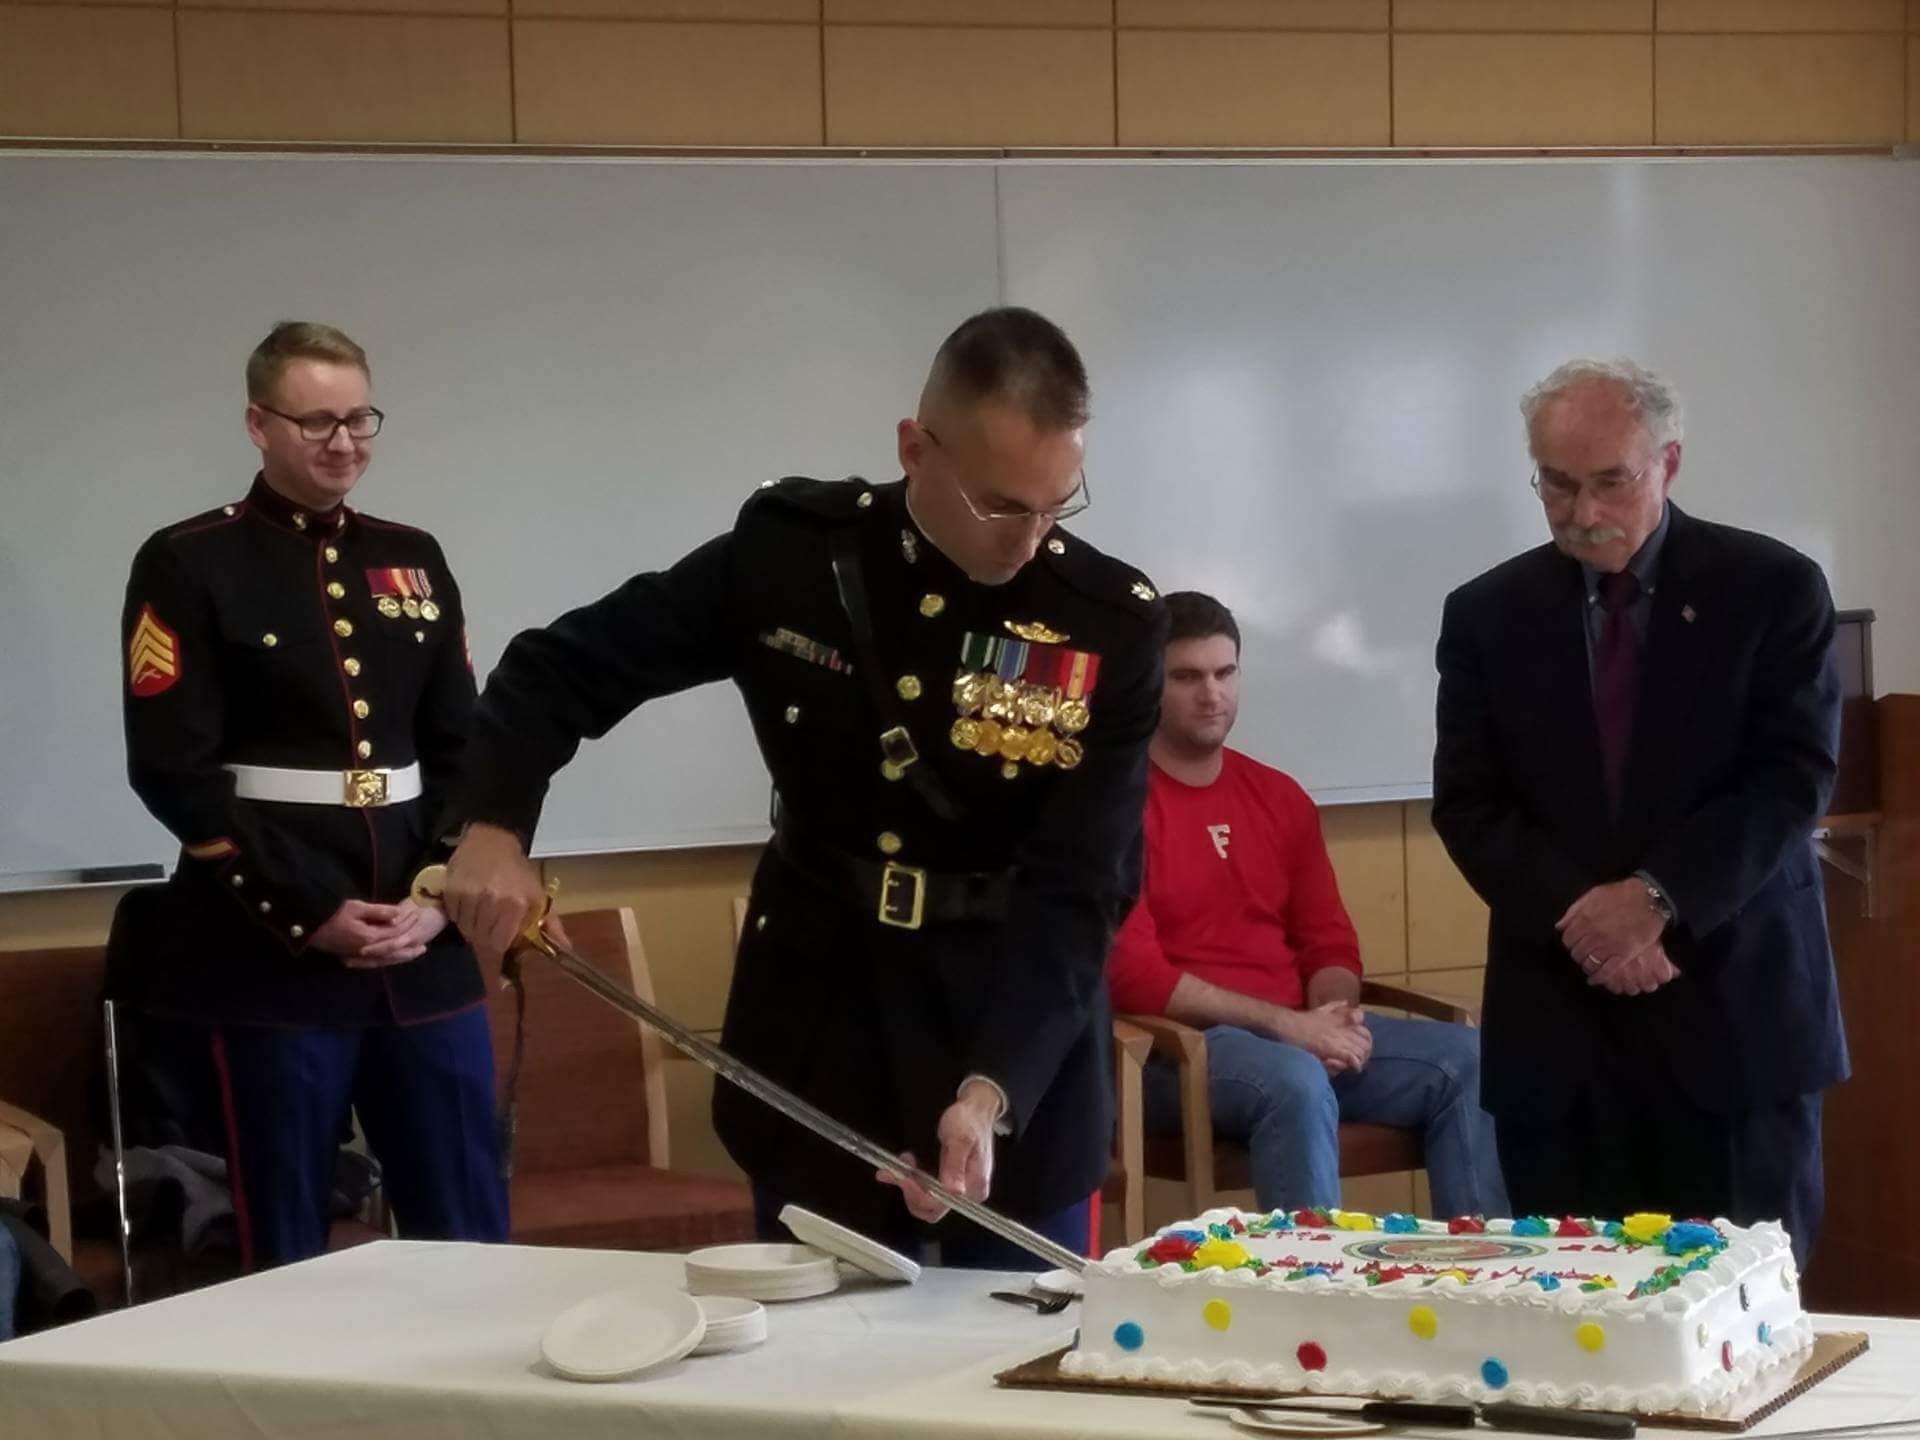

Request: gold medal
left=951, top=717, right=982, bottom=751
left=1053, top=737, right=1085, bottom=770
left=998, top=725, right=1030, bottom=762
left=377, top=596, right=402, bottom=619
left=1018, top=685, right=1059, bottom=729
left=953, top=671, right=991, bottom=715
left=1055, top=698, right=1091, bottom=735
left=983, top=678, right=1018, bottom=722
left=1024, top=728, right=1059, bottom=766
left=420, top=600, right=441, bottom=622
left=973, top=719, right=1004, bottom=757
left=1001, top=761, right=1020, bottom=780
left=402, top=598, right=422, bottom=620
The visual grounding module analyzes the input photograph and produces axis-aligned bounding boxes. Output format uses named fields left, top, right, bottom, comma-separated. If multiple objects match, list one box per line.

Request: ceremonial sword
left=410, top=864, right=1087, bottom=1276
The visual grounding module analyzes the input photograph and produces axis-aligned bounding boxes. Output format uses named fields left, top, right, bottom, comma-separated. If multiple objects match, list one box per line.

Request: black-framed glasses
left=258, top=404, right=385, bottom=442
left=923, top=425, right=1091, bottom=524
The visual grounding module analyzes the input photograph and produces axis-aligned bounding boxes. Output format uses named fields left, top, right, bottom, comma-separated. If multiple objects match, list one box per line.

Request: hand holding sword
left=410, top=859, right=1085, bottom=1274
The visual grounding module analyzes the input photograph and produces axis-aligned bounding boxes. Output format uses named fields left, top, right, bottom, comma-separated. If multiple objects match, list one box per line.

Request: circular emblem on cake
left=1344, top=1237, right=1548, bottom=1264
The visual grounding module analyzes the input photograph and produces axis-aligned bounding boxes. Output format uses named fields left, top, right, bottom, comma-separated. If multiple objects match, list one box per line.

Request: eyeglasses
left=923, top=425, right=1091, bottom=524
left=258, top=404, right=385, bottom=442
left=1529, top=460, right=1651, bottom=508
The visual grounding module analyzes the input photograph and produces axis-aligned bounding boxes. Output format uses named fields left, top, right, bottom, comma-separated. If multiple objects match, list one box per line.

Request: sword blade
left=524, top=928, right=1088, bottom=1276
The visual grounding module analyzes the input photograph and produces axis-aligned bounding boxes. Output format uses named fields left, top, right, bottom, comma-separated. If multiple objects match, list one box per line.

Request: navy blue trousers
left=147, top=1006, right=508, bottom=1270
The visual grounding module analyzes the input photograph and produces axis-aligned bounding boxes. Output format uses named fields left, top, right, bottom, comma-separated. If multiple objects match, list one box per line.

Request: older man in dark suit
left=1433, top=358, right=1845, bottom=1267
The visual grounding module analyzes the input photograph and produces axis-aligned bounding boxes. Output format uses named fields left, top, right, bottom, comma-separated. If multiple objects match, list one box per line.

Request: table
left=0, top=1241, right=1914, bottom=1440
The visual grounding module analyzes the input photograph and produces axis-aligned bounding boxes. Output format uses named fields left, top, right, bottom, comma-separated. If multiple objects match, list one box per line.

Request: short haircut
left=1521, top=357, right=1684, bottom=450
left=246, top=321, right=370, bottom=404
left=926, top=307, right=1090, bottom=431
left=1163, top=591, right=1240, bottom=653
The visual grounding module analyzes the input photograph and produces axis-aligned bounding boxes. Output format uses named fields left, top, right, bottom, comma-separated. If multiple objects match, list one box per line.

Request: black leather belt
left=771, top=823, right=1011, bottom=931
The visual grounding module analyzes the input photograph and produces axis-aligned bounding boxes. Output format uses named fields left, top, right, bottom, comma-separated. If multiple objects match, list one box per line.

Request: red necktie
left=1593, top=570, right=1641, bottom=812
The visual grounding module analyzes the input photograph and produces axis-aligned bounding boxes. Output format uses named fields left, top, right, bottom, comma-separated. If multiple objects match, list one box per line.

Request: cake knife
left=1189, top=1398, right=1637, bottom=1438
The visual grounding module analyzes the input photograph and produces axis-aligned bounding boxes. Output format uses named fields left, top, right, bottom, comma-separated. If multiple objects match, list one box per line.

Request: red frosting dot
left=1721, top=1341, right=1734, bottom=1373
left=1297, top=1342, right=1328, bottom=1372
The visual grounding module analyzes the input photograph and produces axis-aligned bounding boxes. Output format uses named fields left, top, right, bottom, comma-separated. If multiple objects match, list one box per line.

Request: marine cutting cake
left=1061, top=1208, right=1811, bottom=1418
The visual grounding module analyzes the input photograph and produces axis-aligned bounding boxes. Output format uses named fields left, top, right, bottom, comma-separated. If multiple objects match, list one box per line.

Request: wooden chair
left=731, top=897, right=1150, bottom=1251
left=1119, top=979, right=1477, bottom=1218
left=491, top=907, right=756, bottom=1251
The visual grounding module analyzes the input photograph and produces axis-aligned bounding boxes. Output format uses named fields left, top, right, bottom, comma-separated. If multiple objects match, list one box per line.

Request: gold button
left=881, top=760, right=905, bottom=782
left=755, top=914, right=768, bottom=932
left=289, top=925, right=304, bottom=939
left=261, top=632, right=278, bottom=648
left=222, top=505, right=237, bottom=516
left=1131, top=580, right=1157, bottom=602
left=352, top=699, right=370, bottom=719
left=356, top=739, right=373, bottom=759
left=326, top=581, right=346, bottom=599
left=783, top=705, right=801, bottom=724
left=292, top=513, right=308, bottom=531
left=414, top=631, right=426, bottom=643
left=343, top=657, right=361, bottom=677
left=334, top=619, right=354, bottom=638
left=877, top=831, right=903, bottom=856
left=919, top=593, right=945, bottom=619
left=230, top=874, right=244, bottom=887
left=1047, top=538, right=1066, bottom=555
left=1001, top=761, right=1021, bottom=780
left=258, top=900, right=272, bottom=914
left=895, top=675, right=923, bottom=701
left=856, top=492, right=874, bottom=509
left=324, top=546, right=339, bottom=563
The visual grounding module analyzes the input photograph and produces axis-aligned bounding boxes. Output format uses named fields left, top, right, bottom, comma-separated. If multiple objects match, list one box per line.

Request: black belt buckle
left=878, top=862, right=927, bottom=930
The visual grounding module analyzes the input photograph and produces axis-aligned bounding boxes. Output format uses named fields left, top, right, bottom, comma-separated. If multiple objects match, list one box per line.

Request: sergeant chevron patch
left=129, top=604, right=181, bottom=697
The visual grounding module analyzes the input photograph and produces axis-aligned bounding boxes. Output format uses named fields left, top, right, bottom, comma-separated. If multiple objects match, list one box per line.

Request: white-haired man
left=1433, top=359, right=1845, bottom=1267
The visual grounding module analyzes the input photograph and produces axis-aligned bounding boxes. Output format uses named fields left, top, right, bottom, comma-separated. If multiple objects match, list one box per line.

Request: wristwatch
left=1637, top=872, right=1676, bottom=928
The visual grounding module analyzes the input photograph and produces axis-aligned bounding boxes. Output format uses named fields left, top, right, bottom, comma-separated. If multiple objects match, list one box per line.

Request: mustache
left=1557, top=524, right=1626, bottom=548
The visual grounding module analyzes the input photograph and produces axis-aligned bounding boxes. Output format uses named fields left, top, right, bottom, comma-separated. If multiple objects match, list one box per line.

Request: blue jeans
left=1144, top=1015, right=1508, bottom=1217
left=0, top=1223, right=19, bottom=1340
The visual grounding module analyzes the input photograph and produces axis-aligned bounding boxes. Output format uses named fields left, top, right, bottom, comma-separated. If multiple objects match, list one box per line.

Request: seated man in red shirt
left=1108, top=592, right=1507, bottom=1216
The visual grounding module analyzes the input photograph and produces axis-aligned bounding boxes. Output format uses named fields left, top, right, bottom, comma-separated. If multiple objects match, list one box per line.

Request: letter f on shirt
left=1208, top=823, right=1231, bottom=860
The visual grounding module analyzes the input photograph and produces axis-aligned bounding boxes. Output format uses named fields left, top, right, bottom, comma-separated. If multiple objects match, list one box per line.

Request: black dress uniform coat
left=121, top=475, right=484, bottom=1027
left=452, top=477, right=1168, bottom=1229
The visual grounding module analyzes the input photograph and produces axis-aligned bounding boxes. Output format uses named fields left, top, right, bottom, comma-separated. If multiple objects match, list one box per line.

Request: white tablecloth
left=0, top=1240, right=1914, bottom=1440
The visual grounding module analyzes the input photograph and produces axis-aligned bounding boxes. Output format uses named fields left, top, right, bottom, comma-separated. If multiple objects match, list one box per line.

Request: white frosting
left=1065, top=1209, right=1812, bottom=1418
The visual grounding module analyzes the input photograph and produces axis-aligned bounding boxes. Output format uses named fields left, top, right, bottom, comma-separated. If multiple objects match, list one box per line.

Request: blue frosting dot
left=1758, top=1322, right=1773, bottom=1346
left=1384, top=1213, right=1420, bottom=1234
left=1114, top=1322, right=1145, bottom=1352
left=1513, top=1216, right=1552, bottom=1236
left=1533, top=1275, right=1562, bottom=1292
left=1482, top=1359, right=1510, bottom=1389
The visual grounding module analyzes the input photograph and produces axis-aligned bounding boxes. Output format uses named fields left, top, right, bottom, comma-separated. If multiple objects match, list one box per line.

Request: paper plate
left=541, top=1287, right=706, bottom=1382
left=684, top=1242, right=841, bottom=1302
left=691, top=1294, right=769, bottom=1355
left=778, top=1204, right=922, bottom=1284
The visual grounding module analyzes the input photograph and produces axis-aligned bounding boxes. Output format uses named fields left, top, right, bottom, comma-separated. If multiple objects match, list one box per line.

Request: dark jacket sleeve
left=965, top=600, right=1168, bottom=1133
left=1431, top=586, right=1595, bottom=940
left=410, top=541, right=477, bottom=867
left=122, top=537, right=357, bottom=950
left=448, top=533, right=737, bottom=843
left=1639, top=556, right=1839, bottom=939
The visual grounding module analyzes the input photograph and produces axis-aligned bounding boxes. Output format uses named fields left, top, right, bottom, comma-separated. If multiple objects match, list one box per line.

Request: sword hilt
left=410, top=862, right=558, bottom=956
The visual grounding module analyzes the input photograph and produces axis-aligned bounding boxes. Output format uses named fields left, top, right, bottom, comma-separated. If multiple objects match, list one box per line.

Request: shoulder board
left=157, top=500, right=249, bottom=545
left=740, top=474, right=877, bottom=525
left=1037, top=526, right=1164, bottom=623
left=354, top=511, right=437, bottom=543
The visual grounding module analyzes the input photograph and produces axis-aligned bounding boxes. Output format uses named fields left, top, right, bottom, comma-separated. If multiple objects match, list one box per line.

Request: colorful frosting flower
left=1383, top=1213, right=1421, bottom=1234
left=1192, top=1237, right=1252, bottom=1271
left=1146, top=1234, right=1200, bottom=1264
left=1512, top=1216, right=1552, bottom=1237
left=1332, top=1210, right=1377, bottom=1231
left=1622, top=1212, right=1675, bottom=1246
left=1448, top=1216, right=1487, bottom=1235
left=1293, top=1208, right=1335, bottom=1228
left=1556, top=1218, right=1594, bottom=1238
left=1663, top=1222, right=1723, bottom=1256
left=1532, top=1275, right=1562, bottom=1292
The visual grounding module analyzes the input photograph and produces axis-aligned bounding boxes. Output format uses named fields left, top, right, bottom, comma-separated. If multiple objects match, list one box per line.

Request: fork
left=989, top=1288, right=1074, bottom=1314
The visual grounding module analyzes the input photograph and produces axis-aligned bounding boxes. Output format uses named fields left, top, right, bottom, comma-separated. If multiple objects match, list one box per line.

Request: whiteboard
left=4, top=152, right=1917, bottom=879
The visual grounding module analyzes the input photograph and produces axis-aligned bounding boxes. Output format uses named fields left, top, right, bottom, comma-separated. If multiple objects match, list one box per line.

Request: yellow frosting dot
left=1621, top=1213, right=1674, bottom=1244
left=1408, top=1305, right=1439, bottom=1340
left=1192, top=1238, right=1251, bottom=1271
left=1332, top=1210, right=1378, bottom=1231
left=1577, top=1322, right=1607, bottom=1353
left=1203, top=1299, right=1233, bottom=1331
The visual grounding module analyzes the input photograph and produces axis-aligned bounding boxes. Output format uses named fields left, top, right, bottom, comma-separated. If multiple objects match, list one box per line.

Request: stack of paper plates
left=691, top=1294, right=769, bottom=1354
left=540, top=1287, right=706, bottom=1382
left=683, top=1242, right=840, bottom=1302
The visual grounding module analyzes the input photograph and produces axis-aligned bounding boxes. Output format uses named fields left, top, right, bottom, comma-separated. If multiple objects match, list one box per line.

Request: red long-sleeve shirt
left=1106, top=748, right=1362, bottom=1015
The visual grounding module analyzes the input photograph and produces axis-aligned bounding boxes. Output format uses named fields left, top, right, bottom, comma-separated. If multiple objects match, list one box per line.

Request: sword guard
left=408, top=863, right=561, bottom=956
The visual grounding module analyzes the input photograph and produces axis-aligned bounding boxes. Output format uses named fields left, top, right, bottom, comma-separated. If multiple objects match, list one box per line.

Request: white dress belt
left=224, top=762, right=423, bottom=807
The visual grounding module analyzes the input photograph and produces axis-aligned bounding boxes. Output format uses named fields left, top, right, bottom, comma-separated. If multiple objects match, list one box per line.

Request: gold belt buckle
left=877, top=862, right=927, bottom=930
left=344, top=768, right=389, bottom=808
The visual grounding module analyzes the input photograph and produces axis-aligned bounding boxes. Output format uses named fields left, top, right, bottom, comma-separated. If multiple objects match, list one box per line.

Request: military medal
left=377, top=596, right=402, bottom=619
left=368, top=566, right=435, bottom=620
left=402, top=598, right=422, bottom=620
left=420, top=600, right=441, bottom=622
left=759, top=627, right=853, bottom=673
left=950, top=628, right=1101, bottom=771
